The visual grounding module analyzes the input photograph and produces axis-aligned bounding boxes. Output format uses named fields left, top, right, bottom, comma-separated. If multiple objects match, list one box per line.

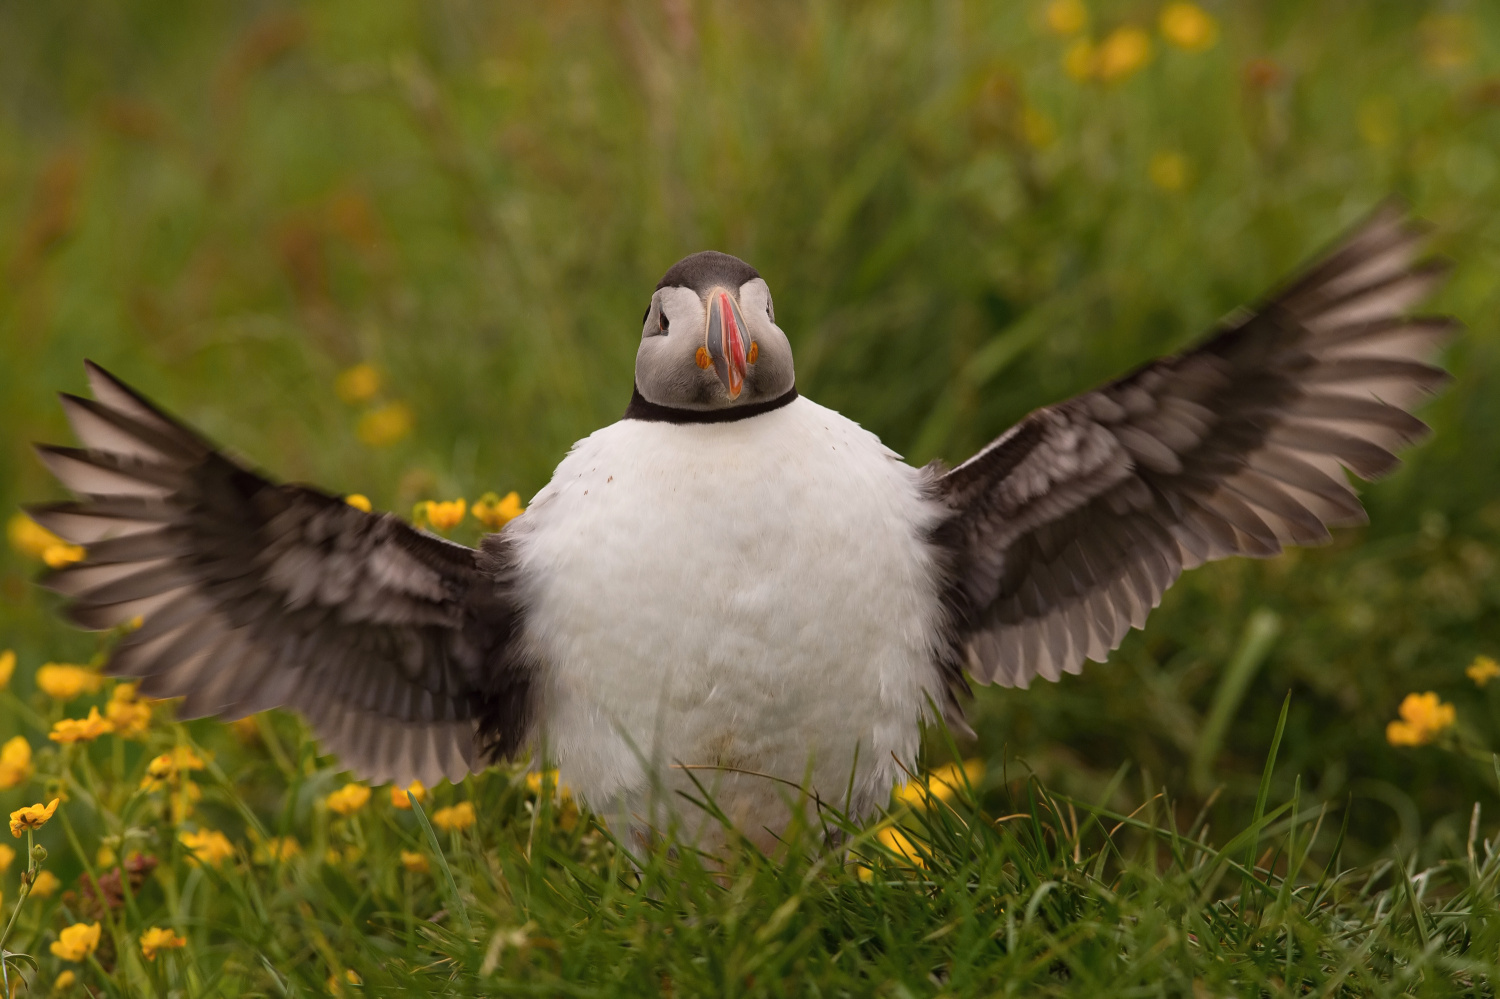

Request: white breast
left=508, top=396, right=947, bottom=844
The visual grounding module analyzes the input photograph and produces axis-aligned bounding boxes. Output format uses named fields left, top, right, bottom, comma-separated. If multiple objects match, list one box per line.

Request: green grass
left=1, top=687, right=1498, bottom=995
left=4, top=0, right=1500, bottom=993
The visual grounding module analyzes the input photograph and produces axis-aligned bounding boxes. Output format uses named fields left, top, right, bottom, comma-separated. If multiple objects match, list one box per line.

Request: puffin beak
left=704, top=287, right=751, bottom=399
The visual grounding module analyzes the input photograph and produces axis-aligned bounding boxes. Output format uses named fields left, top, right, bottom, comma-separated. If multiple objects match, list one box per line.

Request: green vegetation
left=2, top=1, right=1500, bottom=994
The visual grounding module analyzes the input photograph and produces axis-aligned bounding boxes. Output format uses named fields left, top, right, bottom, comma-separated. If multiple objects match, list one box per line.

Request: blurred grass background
left=3, top=0, right=1500, bottom=864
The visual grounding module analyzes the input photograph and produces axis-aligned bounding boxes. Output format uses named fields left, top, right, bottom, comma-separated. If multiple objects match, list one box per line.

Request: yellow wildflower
left=35, top=664, right=103, bottom=702
left=31, top=870, right=61, bottom=898
left=255, top=836, right=301, bottom=863
left=1149, top=150, right=1189, bottom=191
left=344, top=493, right=372, bottom=512
left=472, top=491, right=525, bottom=530
left=1159, top=3, right=1217, bottom=52
left=50, top=922, right=101, bottom=962
left=7, top=513, right=63, bottom=560
left=143, top=746, right=207, bottom=790
left=324, top=844, right=363, bottom=866
left=418, top=499, right=467, bottom=532
left=878, top=825, right=926, bottom=866
left=43, top=543, right=85, bottom=568
left=328, top=969, right=362, bottom=995
left=106, top=695, right=152, bottom=738
left=10, top=798, right=59, bottom=837
left=335, top=362, right=381, bottom=403
left=432, top=801, right=476, bottom=832
left=1063, top=39, right=1095, bottom=80
left=139, top=926, right=187, bottom=961
left=896, top=758, right=985, bottom=807
left=1468, top=655, right=1500, bottom=687
left=390, top=780, right=426, bottom=809
left=230, top=716, right=261, bottom=742
left=50, top=706, right=115, bottom=744
left=326, top=782, right=371, bottom=816
left=1386, top=691, right=1457, bottom=747
left=400, top=850, right=430, bottom=874
left=179, top=828, right=235, bottom=866
left=0, top=845, right=13, bottom=871
left=357, top=401, right=413, bottom=447
left=524, top=769, right=573, bottom=799
left=0, top=736, right=33, bottom=789
left=1096, top=26, right=1152, bottom=81
left=1045, top=0, right=1087, bottom=35
left=0, top=649, right=14, bottom=688
left=52, top=969, right=76, bottom=991
left=96, top=844, right=116, bottom=868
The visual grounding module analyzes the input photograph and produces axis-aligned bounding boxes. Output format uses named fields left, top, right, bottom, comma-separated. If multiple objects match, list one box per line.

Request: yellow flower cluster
left=0, top=649, right=14, bottom=688
left=1386, top=692, right=1456, bottom=747
left=106, top=682, right=153, bottom=738
left=390, top=780, right=426, bottom=809
left=433, top=801, right=476, bottom=832
left=400, top=850, right=430, bottom=873
left=345, top=493, right=372, bottom=512
left=1053, top=2, right=1216, bottom=84
left=50, top=706, right=115, bottom=744
left=35, top=663, right=104, bottom=702
left=10, top=798, right=59, bottom=837
left=326, top=782, right=371, bottom=816
left=139, top=926, right=187, bottom=961
left=179, top=828, right=235, bottom=866
left=0, top=736, right=33, bottom=790
left=50, top=922, right=101, bottom=962
left=472, top=491, right=525, bottom=530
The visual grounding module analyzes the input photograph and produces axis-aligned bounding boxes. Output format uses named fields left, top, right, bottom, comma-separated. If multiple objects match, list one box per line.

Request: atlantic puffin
left=29, top=205, right=1454, bottom=848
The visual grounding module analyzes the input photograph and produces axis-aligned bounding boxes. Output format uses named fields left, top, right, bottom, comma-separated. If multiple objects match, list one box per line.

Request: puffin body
left=515, top=396, right=947, bottom=842
left=29, top=207, right=1459, bottom=848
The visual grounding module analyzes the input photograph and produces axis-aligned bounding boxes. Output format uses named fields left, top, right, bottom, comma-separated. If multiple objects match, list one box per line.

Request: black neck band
left=623, top=384, right=799, bottom=424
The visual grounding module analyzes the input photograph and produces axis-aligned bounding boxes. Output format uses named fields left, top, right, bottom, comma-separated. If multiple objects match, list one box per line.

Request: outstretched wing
left=30, top=362, right=533, bottom=785
left=932, top=204, right=1456, bottom=688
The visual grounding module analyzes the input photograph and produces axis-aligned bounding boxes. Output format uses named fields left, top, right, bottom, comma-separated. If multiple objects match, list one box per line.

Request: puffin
left=28, top=205, right=1454, bottom=849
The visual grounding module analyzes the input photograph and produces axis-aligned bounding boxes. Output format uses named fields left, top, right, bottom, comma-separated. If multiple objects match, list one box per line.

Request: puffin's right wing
left=29, top=363, right=531, bottom=786
left=932, top=204, right=1456, bottom=688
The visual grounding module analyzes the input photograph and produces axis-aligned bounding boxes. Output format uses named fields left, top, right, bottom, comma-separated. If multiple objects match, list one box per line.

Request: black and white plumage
left=31, top=205, right=1454, bottom=844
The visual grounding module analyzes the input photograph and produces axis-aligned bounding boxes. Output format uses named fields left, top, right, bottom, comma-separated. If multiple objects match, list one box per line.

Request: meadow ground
left=4, top=1, right=1500, bottom=995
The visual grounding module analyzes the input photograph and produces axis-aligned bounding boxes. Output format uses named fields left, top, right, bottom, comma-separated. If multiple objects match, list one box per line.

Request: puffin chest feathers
left=510, top=396, right=949, bottom=828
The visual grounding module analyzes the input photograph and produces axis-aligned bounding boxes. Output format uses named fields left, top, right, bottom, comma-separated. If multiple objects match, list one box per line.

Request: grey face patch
left=656, top=251, right=760, bottom=295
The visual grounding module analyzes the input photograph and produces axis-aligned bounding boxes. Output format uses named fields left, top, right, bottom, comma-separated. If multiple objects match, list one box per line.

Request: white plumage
left=511, top=397, right=947, bottom=845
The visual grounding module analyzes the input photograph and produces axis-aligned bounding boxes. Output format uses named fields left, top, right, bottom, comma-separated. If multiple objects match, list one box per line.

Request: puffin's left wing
left=28, top=362, right=531, bottom=785
left=932, top=204, right=1456, bottom=688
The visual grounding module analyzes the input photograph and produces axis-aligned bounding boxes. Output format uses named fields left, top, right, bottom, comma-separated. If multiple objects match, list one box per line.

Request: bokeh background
left=3, top=0, right=1500, bottom=861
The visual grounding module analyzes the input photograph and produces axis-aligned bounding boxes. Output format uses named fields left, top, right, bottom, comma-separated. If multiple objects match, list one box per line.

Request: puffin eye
left=658, top=311, right=669, bottom=334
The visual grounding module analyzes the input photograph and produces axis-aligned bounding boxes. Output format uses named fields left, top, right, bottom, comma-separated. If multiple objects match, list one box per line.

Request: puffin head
left=635, top=251, right=794, bottom=411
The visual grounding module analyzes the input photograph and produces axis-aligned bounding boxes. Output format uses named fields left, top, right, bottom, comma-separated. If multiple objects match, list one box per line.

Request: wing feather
left=33, top=362, right=534, bottom=784
left=932, top=204, right=1456, bottom=689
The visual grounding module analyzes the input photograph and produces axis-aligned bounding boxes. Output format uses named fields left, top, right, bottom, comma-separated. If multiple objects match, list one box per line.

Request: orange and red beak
left=704, top=287, right=751, bottom=399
